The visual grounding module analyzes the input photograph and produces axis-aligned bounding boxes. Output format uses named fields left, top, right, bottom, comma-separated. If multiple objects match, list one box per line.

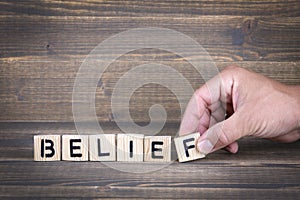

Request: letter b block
left=174, top=132, right=205, bottom=162
left=34, top=135, right=61, bottom=161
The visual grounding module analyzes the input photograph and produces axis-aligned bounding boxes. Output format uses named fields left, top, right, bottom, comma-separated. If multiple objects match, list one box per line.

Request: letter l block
left=89, top=134, right=116, bottom=161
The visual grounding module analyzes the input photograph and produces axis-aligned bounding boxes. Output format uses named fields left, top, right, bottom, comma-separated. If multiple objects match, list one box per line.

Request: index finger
left=179, top=70, right=232, bottom=136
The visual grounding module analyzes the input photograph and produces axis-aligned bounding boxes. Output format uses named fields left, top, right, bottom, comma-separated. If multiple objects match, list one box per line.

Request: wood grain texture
left=0, top=122, right=299, bottom=198
left=0, top=16, right=299, bottom=61
left=0, top=0, right=299, bottom=198
left=0, top=61, right=299, bottom=122
left=0, top=0, right=299, bottom=123
left=0, top=0, right=299, bottom=17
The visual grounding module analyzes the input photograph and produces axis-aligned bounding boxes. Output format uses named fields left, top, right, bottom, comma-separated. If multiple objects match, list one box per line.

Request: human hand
left=179, top=65, right=300, bottom=155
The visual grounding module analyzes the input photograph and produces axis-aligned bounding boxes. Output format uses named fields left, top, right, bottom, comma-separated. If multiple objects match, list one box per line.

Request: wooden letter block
left=174, top=132, right=205, bottom=162
left=62, top=135, right=88, bottom=161
left=89, top=134, right=116, bottom=161
left=117, top=134, right=144, bottom=162
left=144, top=136, right=171, bottom=162
left=34, top=135, right=61, bottom=161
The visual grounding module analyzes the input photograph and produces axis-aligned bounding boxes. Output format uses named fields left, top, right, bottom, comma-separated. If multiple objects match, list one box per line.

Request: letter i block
left=174, top=132, right=205, bottom=162
left=117, top=134, right=144, bottom=162
left=89, top=134, right=116, bottom=161
left=34, top=135, right=61, bottom=161
left=62, top=135, right=89, bottom=161
left=144, top=136, right=171, bottom=162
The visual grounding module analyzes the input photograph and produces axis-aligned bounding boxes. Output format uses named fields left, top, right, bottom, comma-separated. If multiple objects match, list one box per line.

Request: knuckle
left=221, top=65, right=249, bottom=81
left=218, top=126, right=232, bottom=146
left=224, top=65, right=240, bottom=71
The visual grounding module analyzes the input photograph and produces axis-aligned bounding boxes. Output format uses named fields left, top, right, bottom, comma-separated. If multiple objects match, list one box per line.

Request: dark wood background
left=0, top=0, right=299, bottom=198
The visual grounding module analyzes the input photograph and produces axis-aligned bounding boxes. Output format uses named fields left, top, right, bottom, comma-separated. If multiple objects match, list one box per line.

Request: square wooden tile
left=62, top=135, right=89, bottom=161
left=144, top=136, right=171, bottom=162
left=117, top=134, right=144, bottom=162
left=89, top=134, right=116, bottom=161
left=34, top=135, right=61, bottom=161
left=174, top=132, right=205, bottom=162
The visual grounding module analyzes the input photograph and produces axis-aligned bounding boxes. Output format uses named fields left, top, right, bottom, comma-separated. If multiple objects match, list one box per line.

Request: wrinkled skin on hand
left=179, top=66, right=300, bottom=155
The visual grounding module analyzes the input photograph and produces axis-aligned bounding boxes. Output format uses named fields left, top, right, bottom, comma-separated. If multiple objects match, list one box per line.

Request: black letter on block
left=151, top=141, right=163, bottom=159
left=70, top=139, right=82, bottom=157
left=97, top=139, right=110, bottom=157
left=41, top=139, right=55, bottom=158
left=183, top=138, right=195, bottom=157
left=129, top=140, right=133, bottom=158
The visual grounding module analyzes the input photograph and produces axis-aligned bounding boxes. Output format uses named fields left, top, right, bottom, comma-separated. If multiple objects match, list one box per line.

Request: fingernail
left=197, top=139, right=214, bottom=155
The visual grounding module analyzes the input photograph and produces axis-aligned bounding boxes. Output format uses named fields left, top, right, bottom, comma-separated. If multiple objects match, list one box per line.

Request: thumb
left=196, top=113, right=246, bottom=154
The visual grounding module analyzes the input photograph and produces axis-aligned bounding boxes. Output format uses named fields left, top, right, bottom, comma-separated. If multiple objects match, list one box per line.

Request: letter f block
left=174, top=132, right=205, bottom=162
left=34, top=135, right=61, bottom=161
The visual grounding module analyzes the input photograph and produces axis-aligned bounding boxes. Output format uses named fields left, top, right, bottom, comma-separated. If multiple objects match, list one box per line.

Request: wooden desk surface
left=0, top=0, right=299, bottom=199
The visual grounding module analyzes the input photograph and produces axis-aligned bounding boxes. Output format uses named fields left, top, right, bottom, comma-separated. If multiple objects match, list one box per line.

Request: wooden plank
left=0, top=122, right=299, bottom=198
left=0, top=160, right=299, bottom=198
left=0, top=61, right=298, bottom=122
left=0, top=2, right=299, bottom=123
left=0, top=0, right=299, bottom=17
left=0, top=16, right=299, bottom=62
left=1, top=160, right=299, bottom=185
left=0, top=185, right=299, bottom=199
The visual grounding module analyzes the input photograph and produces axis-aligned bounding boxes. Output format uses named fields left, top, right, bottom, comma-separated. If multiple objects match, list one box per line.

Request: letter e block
left=144, top=136, right=171, bottom=162
left=34, top=135, right=61, bottom=161
left=62, top=135, right=88, bottom=161
left=174, top=132, right=205, bottom=162
left=89, top=134, right=116, bottom=161
left=117, top=134, right=144, bottom=162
